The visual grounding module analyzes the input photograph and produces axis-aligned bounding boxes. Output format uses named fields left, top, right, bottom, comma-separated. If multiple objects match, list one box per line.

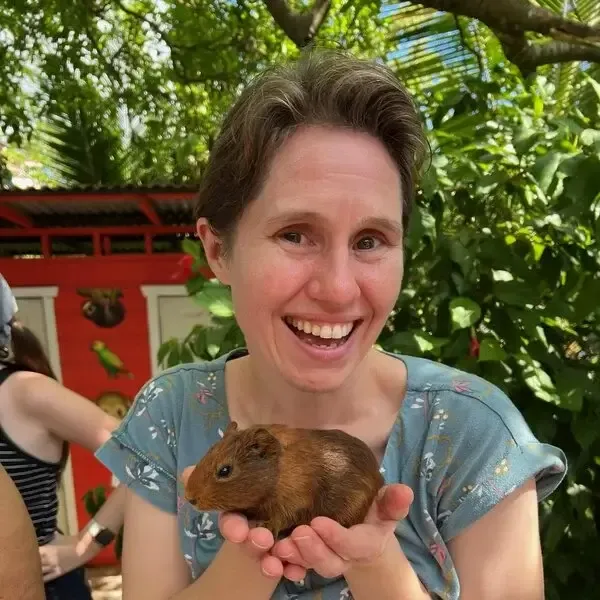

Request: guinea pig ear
left=249, top=428, right=281, bottom=460
left=224, top=421, right=238, bottom=436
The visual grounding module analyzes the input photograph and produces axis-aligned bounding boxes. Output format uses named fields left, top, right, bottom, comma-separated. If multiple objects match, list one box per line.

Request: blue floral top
left=95, top=348, right=567, bottom=599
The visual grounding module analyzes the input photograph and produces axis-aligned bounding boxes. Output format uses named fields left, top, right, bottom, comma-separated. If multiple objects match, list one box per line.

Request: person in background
left=94, top=49, right=567, bottom=600
left=0, top=462, right=45, bottom=600
left=0, top=274, right=127, bottom=599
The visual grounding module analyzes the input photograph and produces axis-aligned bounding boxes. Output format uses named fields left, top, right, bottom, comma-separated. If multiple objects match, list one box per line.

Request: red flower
left=469, top=335, right=480, bottom=358
left=172, top=254, right=194, bottom=280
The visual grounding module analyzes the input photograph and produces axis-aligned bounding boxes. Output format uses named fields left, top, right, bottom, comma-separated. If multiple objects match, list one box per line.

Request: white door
left=141, top=285, right=213, bottom=376
left=11, top=287, right=78, bottom=536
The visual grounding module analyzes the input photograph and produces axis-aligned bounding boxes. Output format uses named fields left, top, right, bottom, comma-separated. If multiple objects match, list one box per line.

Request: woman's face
left=199, top=125, right=405, bottom=393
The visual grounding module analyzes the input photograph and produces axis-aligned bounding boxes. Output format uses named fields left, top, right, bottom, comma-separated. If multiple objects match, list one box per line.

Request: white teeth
left=286, top=317, right=355, bottom=340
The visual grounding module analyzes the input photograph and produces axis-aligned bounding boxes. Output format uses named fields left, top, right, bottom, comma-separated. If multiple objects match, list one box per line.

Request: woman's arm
left=0, top=464, right=45, bottom=600
left=11, top=370, right=119, bottom=451
left=42, top=482, right=129, bottom=581
left=123, top=490, right=280, bottom=600
left=448, top=478, right=545, bottom=600
left=344, top=537, right=432, bottom=600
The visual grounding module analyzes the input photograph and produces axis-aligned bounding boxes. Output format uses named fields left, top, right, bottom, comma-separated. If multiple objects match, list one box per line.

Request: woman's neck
left=226, top=348, right=400, bottom=430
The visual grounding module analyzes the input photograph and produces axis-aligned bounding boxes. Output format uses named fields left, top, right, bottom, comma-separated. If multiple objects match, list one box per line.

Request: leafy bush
left=159, top=75, right=600, bottom=598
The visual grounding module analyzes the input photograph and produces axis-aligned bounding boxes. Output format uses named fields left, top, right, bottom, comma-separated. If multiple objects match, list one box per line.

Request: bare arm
left=448, top=478, right=545, bottom=600
left=41, top=483, right=128, bottom=582
left=10, top=370, right=119, bottom=451
left=345, top=537, right=432, bottom=599
left=123, top=490, right=280, bottom=600
left=0, top=464, right=45, bottom=600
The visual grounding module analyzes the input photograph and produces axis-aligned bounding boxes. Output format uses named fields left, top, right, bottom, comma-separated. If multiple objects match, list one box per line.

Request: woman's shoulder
left=388, top=352, right=567, bottom=519
left=94, top=354, right=232, bottom=514
left=392, top=352, right=529, bottom=435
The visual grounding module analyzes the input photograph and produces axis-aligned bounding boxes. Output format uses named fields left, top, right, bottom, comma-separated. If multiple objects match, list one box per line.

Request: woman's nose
left=306, top=252, right=360, bottom=307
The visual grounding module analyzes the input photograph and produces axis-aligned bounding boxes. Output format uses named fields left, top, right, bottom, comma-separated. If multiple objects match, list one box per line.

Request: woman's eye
left=281, top=231, right=303, bottom=244
left=355, top=235, right=381, bottom=251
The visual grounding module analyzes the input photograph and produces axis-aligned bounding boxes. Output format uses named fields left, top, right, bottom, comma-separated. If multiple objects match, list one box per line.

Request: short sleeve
left=430, top=387, right=567, bottom=542
left=95, top=371, right=183, bottom=515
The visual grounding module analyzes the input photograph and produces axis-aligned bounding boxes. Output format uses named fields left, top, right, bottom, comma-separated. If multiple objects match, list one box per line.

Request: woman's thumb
left=375, top=484, right=414, bottom=523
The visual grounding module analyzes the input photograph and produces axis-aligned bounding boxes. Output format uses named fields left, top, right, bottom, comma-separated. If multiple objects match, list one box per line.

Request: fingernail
left=252, top=539, right=270, bottom=550
left=279, top=552, right=293, bottom=558
left=262, top=566, right=276, bottom=577
left=292, top=535, right=310, bottom=541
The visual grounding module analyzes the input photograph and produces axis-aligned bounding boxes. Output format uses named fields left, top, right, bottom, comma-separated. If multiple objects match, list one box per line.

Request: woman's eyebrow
left=265, top=211, right=403, bottom=235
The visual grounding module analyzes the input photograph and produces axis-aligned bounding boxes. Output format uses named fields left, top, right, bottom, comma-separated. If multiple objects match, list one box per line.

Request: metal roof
left=0, top=184, right=199, bottom=230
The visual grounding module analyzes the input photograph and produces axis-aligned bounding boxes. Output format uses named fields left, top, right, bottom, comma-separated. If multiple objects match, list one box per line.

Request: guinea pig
left=183, top=421, right=385, bottom=539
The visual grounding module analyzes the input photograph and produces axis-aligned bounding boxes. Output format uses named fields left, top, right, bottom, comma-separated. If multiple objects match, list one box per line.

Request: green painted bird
left=90, top=340, right=134, bottom=379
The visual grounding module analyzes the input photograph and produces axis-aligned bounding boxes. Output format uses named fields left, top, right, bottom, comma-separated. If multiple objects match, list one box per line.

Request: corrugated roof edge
left=0, top=182, right=200, bottom=196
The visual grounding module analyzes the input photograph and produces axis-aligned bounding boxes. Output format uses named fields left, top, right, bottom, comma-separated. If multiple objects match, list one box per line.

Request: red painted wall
left=0, top=253, right=209, bottom=566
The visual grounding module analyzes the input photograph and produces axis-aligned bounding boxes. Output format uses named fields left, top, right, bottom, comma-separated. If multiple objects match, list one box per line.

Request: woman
left=0, top=275, right=127, bottom=599
left=96, top=49, right=567, bottom=599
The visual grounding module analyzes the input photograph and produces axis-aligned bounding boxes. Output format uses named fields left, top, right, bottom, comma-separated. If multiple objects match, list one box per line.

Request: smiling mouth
left=283, top=316, right=359, bottom=349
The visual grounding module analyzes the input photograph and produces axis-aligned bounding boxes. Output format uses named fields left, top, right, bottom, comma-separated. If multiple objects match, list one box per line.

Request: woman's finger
left=259, top=553, right=284, bottom=579
left=271, top=537, right=308, bottom=567
left=310, top=517, right=386, bottom=563
left=375, top=484, right=413, bottom=522
left=282, top=562, right=307, bottom=582
left=291, top=525, right=348, bottom=579
left=245, top=526, right=275, bottom=556
left=219, top=512, right=250, bottom=544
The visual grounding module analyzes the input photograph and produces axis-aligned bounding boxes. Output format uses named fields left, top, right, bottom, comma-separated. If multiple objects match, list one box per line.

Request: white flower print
left=148, top=419, right=176, bottom=450
left=411, top=396, right=426, bottom=409
left=340, top=586, right=353, bottom=598
left=135, top=381, right=164, bottom=416
left=125, top=460, right=160, bottom=491
left=184, top=512, right=216, bottom=541
left=437, top=509, right=452, bottom=528
left=433, top=408, right=449, bottom=430
left=421, top=452, right=437, bottom=481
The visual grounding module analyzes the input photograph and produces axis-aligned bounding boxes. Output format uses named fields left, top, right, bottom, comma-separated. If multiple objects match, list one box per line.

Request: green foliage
left=82, top=485, right=124, bottom=559
left=159, top=75, right=600, bottom=597
left=0, top=0, right=389, bottom=185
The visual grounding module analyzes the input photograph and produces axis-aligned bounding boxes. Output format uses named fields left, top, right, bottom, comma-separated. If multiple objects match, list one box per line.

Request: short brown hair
left=194, top=48, right=427, bottom=252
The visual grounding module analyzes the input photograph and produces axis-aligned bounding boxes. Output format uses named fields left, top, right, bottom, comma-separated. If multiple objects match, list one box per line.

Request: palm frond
left=385, top=0, right=600, bottom=112
left=35, top=107, right=127, bottom=186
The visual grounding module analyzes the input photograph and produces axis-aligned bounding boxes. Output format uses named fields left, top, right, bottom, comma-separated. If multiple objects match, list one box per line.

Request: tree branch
left=498, top=32, right=600, bottom=76
left=263, top=0, right=332, bottom=47
left=417, top=0, right=600, bottom=40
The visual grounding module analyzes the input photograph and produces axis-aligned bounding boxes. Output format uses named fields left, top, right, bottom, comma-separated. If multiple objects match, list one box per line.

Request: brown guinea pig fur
left=183, top=421, right=385, bottom=539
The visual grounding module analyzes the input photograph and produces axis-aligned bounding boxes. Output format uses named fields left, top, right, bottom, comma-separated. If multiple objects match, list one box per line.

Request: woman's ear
left=196, top=218, right=231, bottom=285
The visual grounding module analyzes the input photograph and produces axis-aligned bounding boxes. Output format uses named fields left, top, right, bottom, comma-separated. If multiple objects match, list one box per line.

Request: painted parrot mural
left=90, top=340, right=134, bottom=379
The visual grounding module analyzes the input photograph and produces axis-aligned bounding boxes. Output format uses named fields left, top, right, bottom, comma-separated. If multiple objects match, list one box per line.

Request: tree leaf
left=449, top=297, right=481, bottom=330
left=531, top=151, right=564, bottom=193
left=385, top=330, right=447, bottom=356
left=193, top=281, right=234, bottom=318
left=522, top=364, right=561, bottom=406
left=494, top=281, right=541, bottom=307
left=478, top=338, right=508, bottom=362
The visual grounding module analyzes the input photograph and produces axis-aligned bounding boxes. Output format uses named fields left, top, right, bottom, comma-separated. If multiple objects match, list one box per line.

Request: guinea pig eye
left=216, top=465, right=232, bottom=479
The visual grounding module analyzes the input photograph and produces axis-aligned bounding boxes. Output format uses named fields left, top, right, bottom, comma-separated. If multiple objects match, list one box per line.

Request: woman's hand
left=271, top=484, right=413, bottom=581
left=218, top=512, right=307, bottom=581
left=39, top=536, right=88, bottom=582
